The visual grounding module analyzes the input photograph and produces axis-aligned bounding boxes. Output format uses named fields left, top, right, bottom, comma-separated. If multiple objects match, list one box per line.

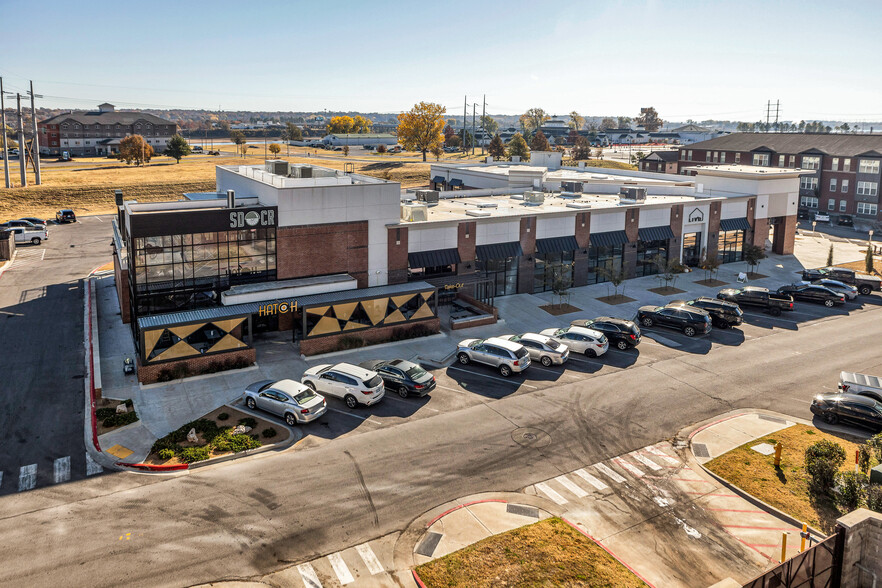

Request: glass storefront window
left=477, top=257, right=518, bottom=297
left=636, top=239, right=669, bottom=277
left=682, top=233, right=702, bottom=266
left=717, top=230, right=744, bottom=263
left=533, top=251, right=574, bottom=293
left=586, top=245, right=623, bottom=284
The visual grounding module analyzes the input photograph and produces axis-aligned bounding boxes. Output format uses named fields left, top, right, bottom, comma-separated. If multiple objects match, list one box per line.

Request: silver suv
left=302, top=363, right=385, bottom=408
left=456, top=337, right=531, bottom=377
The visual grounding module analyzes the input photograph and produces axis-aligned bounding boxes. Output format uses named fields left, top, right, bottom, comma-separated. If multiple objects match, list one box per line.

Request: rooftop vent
left=416, top=190, right=440, bottom=206
left=619, top=187, right=647, bottom=202
left=472, top=201, right=498, bottom=208
left=523, top=191, right=545, bottom=205
left=559, top=191, right=581, bottom=200
left=264, top=159, right=288, bottom=176
left=561, top=181, right=583, bottom=193
left=566, top=202, right=593, bottom=210
left=400, top=203, right=428, bottom=222
left=465, top=209, right=492, bottom=217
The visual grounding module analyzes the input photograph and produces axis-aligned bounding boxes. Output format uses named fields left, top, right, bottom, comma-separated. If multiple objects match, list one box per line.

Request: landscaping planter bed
left=95, top=398, right=138, bottom=435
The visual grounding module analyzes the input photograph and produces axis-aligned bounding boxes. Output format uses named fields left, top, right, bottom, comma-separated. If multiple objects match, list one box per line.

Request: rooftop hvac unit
left=619, top=187, right=647, bottom=202
left=299, top=165, right=313, bottom=179
left=416, top=190, right=440, bottom=206
left=559, top=191, right=581, bottom=200
left=561, top=181, right=583, bottom=193
left=264, top=159, right=288, bottom=175
left=523, top=191, right=545, bottom=205
left=400, top=203, right=428, bottom=222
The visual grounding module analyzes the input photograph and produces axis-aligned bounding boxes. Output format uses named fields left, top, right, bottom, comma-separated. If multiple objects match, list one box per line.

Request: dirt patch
left=834, top=259, right=881, bottom=275
left=596, top=294, right=636, bottom=305
left=648, top=286, right=686, bottom=296
left=747, top=272, right=768, bottom=280
left=539, top=303, right=582, bottom=316
left=705, top=424, right=878, bottom=534
left=414, top=517, right=647, bottom=588
left=695, top=279, right=729, bottom=287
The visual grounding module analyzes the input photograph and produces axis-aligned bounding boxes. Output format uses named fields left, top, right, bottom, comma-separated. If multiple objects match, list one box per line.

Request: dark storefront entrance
left=476, top=241, right=523, bottom=298
left=682, top=232, right=702, bottom=266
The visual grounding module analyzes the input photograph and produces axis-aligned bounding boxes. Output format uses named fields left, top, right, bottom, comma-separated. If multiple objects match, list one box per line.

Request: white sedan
left=540, top=326, right=608, bottom=358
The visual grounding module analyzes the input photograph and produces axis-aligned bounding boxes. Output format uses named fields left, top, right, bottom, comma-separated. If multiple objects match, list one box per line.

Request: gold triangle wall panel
left=410, top=301, right=435, bottom=321
left=306, top=305, right=330, bottom=316
left=333, top=302, right=358, bottom=321
left=391, top=293, right=416, bottom=308
left=420, top=290, right=434, bottom=300
left=361, top=298, right=389, bottom=325
left=169, top=323, right=204, bottom=340
left=152, top=340, right=199, bottom=363
left=207, top=334, right=247, bottom=353
left=212, top=317, right=246, bottom=334
left=310, top=315, right=342, bottom=336
left=343, top=321, right=365, bottom=331
left=384, top=309, right=406, bottom=325
left=143, top=329, right=166, bottom=357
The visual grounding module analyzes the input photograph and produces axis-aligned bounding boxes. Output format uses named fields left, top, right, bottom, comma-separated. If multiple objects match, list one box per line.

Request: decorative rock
left=232, top=425, right=253, bottom=435
left=187, top=428, right=198, bottom=443
left=115, top=404, right=128, bottom=414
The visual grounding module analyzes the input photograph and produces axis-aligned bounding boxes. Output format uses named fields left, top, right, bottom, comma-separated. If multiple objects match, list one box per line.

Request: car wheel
left=397, top=385, right=409, bottom=399
left=458, top=352, right=470, bottom=365
left=499, top=364, right=512, bottom=377
left=716, top=320, right=729, bottom=329
left=824, top=299, right=834, bottom=307
left=823, top=412, right=838, bottom=425
left=304, top=381, right=316, bottom=391
left=585, top=349, right=597, bottom=358
left=684, top=326, right=696, bottom=337
left=770, top=307, right=782, bottom=316
left=31, top=237, right=41, bottom=245
left=285, top=413, right=297, bottom=426
left=641, top=317, right=653, bottom=327
left=616, top=340, right=629, bottom=350
left=246, top=397, right=256, bottom=410
left=859, top=285, right=872, bottom=296
left=344, top=394, right=358, bottom=409
left=541, top=356, right=552, bottom=367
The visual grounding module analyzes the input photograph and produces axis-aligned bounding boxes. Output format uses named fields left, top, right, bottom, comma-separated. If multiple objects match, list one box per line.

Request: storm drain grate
left=692, top=443, right=710, bottom=458
left=507, top=504, right=539, bottom=518
left=758, top=414, right=787, bottom=424
left=415, top=532, right=443, bottom=557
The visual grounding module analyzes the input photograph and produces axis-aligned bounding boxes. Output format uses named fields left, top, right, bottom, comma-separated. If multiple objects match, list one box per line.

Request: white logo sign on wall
left=688, top=208, right=705, bottom=223
left=229, top=209, right=275, bottom=228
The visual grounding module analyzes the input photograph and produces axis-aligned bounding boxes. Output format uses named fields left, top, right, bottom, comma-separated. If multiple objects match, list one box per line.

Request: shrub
left=178, top=446, right=211, bottom=463
left=217, top=412, right=230, bottom=421
left=157, top=369, right=173, bottom=382
left=238, top=417, right=258, bottom=428
left=868, top=433, right=882, bottom=462
left=151, top=438, right=177, bottom=455
left=102, top=411, right=139, bottom=428
left=210, top=429, right=261, bottom=453
left=171, top=364, right=188, bottom=380
left=867, top=484, right=882, bottom=512
left=124, top=399, right=134, bottom=408
left=858, top=444, right=873, bottom=474
left=805, top=440, right=847, bottom=492
left=336, top=335, right=365, bottom=351
left=834, top=471, right=868, bottom=511
left=158, top=448, right=176, bottom=461
left=262, top=427, right=277, bottom=439
left=96, top=407, right=116, bottom=420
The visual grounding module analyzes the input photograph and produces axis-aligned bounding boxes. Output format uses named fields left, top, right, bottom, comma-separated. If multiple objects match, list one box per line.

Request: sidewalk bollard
left=774, top=442, right=783, bottom=467
left=781, top=532, right=788, bottom=563
left=800, top=523, right=808, bottom=552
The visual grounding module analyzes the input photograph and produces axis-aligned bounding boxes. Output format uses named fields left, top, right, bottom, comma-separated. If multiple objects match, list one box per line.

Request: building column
left=670, top=204, right=684, bottom=263
left=706, top=201, right=722, bottom=260
left=457, top=221, right=476, bottom=276
left=752, top=218, right=770, bottom=249
left=517, top=216, right=537, bottom=294
left=624, top=207, right=639, bottom=279
left=773, top=215, right=797, bottom=255
left=573, top=212, right=591, bottom=287
left=387, top=226, right=408, bottom=285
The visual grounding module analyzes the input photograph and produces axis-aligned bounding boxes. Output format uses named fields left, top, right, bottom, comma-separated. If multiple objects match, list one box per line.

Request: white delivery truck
left=839, top=371, right=882, bottom=402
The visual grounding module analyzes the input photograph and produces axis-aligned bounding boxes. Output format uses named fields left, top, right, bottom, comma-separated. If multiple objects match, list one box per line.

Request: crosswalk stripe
left=593, top=462, right=626, bottom=483
left=297, top=563, right=323, bottom=588
left=646, top=444, right=680, bottom=466
left=614, top=458, right=645, bottom=478
left=19, top=464, right=37, bottom=491
left=327, top=552, right=354, bottom=585
left=535, top=482, right=568, bottom=505
left=356, top=543, right=384, bottom=575
left=86, top=453, right=103, bottom=476
left=631, top=453, right=662, bottom=471
left=554, top=475, right=589, bottom=498
left=54, top=456, right=71, bottom=484
left=573, top=468, right=608, bottom=491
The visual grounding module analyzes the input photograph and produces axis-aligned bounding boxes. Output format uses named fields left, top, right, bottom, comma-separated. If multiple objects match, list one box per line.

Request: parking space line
left=535, top=482, right=568, bottom=505
left=327, top=552, right=354, bottom=585
left=54, top=456, right=71, bottom=484
left=447, top=366, right=538, bottom=389
left=565, top=356, right=606, bottom=366
left=356, top=543, right=384, bottom=575
left=297, top=562, right=323, bottom=588
left=593, top=462, right=626, bottom=483
left=554, top=475, right=589, bottom=498
left=326, top=407, right=384, bottom=425
left=573, top=468, right=608, bottom=491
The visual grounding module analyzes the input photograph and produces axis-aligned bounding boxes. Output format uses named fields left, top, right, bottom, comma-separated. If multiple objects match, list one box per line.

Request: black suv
left=810, top=393, right=882, bottom=431
left=570, top=317, right=641, bottom=350
left=635, top=304, right=712, bottom=337
left=56, top=209, right=76, bottom=223
left=777, top=284, right=845, bottom=307
left=838, top=215, right=854, bottom=227
left=358, top=358, right=435, bottom=398
left=674, top=298, right=743, bottom=329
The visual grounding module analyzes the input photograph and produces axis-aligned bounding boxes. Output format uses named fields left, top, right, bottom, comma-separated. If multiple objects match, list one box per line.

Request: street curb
left=679, top=408, right=828, bottom=541
left=562, top=517, right=658, bottom=588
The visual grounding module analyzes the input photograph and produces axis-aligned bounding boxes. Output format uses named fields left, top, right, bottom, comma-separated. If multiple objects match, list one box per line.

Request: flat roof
left=690, top=164, right=807, bottom=178
left=436, top=163, right=688, bottom=186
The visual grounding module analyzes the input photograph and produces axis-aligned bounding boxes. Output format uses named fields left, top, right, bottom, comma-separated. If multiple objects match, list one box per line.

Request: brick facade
left=706, top=201, right=722, bottom=260
left=773, top=215, right=797, bottom=255
left=277, top=221, right=369, bottom=287
left=299, top=318, right=440, bottom=356
left=387, top=225, right=409, bottom=285
left=573, top=212, right=591, bottom=286
left=136, top=348, right=256, bottom=384
left=113, top=252, right=131, bottom=324
left=517, top=216, right=537, bottom=293
left=457, top=221, right=477, bottom=276
left=623, top=207, right=640, bottom=279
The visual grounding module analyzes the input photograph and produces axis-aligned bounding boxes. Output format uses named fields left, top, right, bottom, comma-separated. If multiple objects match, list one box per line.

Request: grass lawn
left=705, top=424, right=878, bottom=534
left=414, top=517, right=646, bottom=588
left=834, top=259, right=881, bottom=274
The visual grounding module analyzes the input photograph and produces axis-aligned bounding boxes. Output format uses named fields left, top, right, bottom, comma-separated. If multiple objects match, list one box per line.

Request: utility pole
left=16, top=93, right=26, bottom=187
left=765, top=100, right=771, bottom=129
left=774, top=99, right=780, bottom=133
left=1, top=77, right=10, bottom=189
left=462, top=96, right=467, bottom=152
left=29, top=81, right=41, bottom=184
left=472, top=103, right=477, bottom=156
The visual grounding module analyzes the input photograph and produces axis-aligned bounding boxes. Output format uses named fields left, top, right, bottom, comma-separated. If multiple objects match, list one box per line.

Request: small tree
left=834, top=471, right=868, bottom=511
left=654, top=256, right=685, bottom=289
left=507, top=133, right=530, bottom=161
left=163, top=134, right=191, bottom=163
left=487, top=134, right=505, bottom=159
left=397, top=101, right=446, bottom=162
left=599, top=264, right=628, bottom=298
left=593, top=147, right=604, bottom=160
left=268, top=143, right=281, bottom=157
left=342, top=145, right=350, bottom=157
left=866, top=246, right=875, bottom=274
left=805, top=440, right=846, bottom=493
left=743, top=243, right=767, bottom=276
left=826, top=244, right=834, bottom=267
left=573, top=136, right=591, bottom=160
left=530, top=130, right=550, bottom=152
left=376, top=143, right=387, bottom=154
left=238, top=143, right=249, bottom=158
left=431, top=145, right=443, bottom=161
left=551, top=266, right=573, bottom=308
left=229, top=130, right=246, bottom=147
left=117, top=135, right=154, bottom=166
left=699, top=252, right=722, bottom=282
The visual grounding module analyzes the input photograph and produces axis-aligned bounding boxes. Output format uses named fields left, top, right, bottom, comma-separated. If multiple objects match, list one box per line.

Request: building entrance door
left=682, top=232, right=702, bottom=266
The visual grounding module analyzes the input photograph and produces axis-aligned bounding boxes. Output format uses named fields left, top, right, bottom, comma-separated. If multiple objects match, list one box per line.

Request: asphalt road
left=0, top=220, right=879, bottom=585
left=0, top=217, right=110, bottom=496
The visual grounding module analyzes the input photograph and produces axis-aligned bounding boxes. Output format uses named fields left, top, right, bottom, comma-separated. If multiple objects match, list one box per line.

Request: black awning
left=589, top=230, right=630, bottom=247
left=431, top=176, right=446, bottom=184
left=638, top=225, right=675, bottom=242
left=476, top=241, right=523, bottom=260
left=536, top=235, right=580, bottom=254
left=448, top=178, right=464, bottom=187
left=408, top=248, right=461, bottom=268
left=720, top=217, right=752, bottom=232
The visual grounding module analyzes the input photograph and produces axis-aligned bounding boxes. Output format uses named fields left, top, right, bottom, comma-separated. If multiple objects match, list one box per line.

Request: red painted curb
left=561, top=517, right=658, bottom=588
left=411, top=569, right=428, bottom=588
left=688, top=412, right=745, bottom=440
left=425, top=499, right=507, bottom=528
left=87, top=280, right=101, bottom=452
left=116, top=462, right=189, bottom=472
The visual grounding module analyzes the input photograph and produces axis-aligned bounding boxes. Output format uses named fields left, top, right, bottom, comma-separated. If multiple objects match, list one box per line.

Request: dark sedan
left=635, top=304, right=712, bottom=337
left=777, top=283, right=845, bottom=307
left=570, top=317, right=641, bottom=350
left=811, top=393, right=882, bottom=432
left=676, top=297, right=743, bottom=329
left=358, top=358, right=435, bottom=398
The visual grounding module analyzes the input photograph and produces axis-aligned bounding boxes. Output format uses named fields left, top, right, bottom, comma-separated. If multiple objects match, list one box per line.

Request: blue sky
left=2, top=0, right=881, bottom=122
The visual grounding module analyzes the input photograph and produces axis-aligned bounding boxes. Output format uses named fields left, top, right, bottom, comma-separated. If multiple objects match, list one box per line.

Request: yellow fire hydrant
left=774, top=442, right=783, bottom=467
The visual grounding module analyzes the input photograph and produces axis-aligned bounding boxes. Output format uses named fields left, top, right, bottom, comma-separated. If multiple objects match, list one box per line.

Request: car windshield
left=364, top=375, right=383, bottom=388
left=405, top=365, right=428, bottom=379
left=293, top=390, right=316, bottom=403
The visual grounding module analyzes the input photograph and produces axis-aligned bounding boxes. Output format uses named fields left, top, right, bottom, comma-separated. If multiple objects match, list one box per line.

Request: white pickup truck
left=839, top=371, right=882, bottom=402
left=4, top=226, right=49, bottom=245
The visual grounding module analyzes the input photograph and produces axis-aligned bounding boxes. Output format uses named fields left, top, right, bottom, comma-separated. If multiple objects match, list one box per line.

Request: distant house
left=597, top=128, right=650, bottom=145
left=639, top=151, right=680, bottom=173
left=322, top=133, right=397, bottom=147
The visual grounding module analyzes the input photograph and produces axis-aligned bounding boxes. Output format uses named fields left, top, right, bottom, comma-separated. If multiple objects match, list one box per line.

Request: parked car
left=810, top=393, right=882, bottom=431
left=675, top=297, right=744, bottom=329
left=1, top=219, right=38, bottom=229
left=569, top=317, right=641, bottom=350
left=456, top=337, right=531, bottom=376
left=3, top=226, right=48, bottom=245
left=800, top=267, right=881, bottom=296
left=797, top=209, right=811, bottom=220
left=208, top=150, right=220, bottom=156
left=301, top=363, right=385, bottom=408
left=496, top=333, right=569, bottom=366
left=243, top=379, right=327, bottom=426
left=838, top=372, right=882, bottom=403
left=717, top=287, right=794, bottom=316
left=358, top=358, right=435, bottom=398
left=802, top=278, right=858, bottom=300
left=56, top=209, right=77, bottom=223
left=18, top=217, right=47, bottom=228
left=539, top=326, right=608, bottom=358
left=777, top=283, right=845, bottom=307
left=837, top=215, right=854, bottom=227
left=635, top=304, right=712, bottom=337
left=813, top=212, right=830, bottom=223
left=192, top=145, right=203, bottom=153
